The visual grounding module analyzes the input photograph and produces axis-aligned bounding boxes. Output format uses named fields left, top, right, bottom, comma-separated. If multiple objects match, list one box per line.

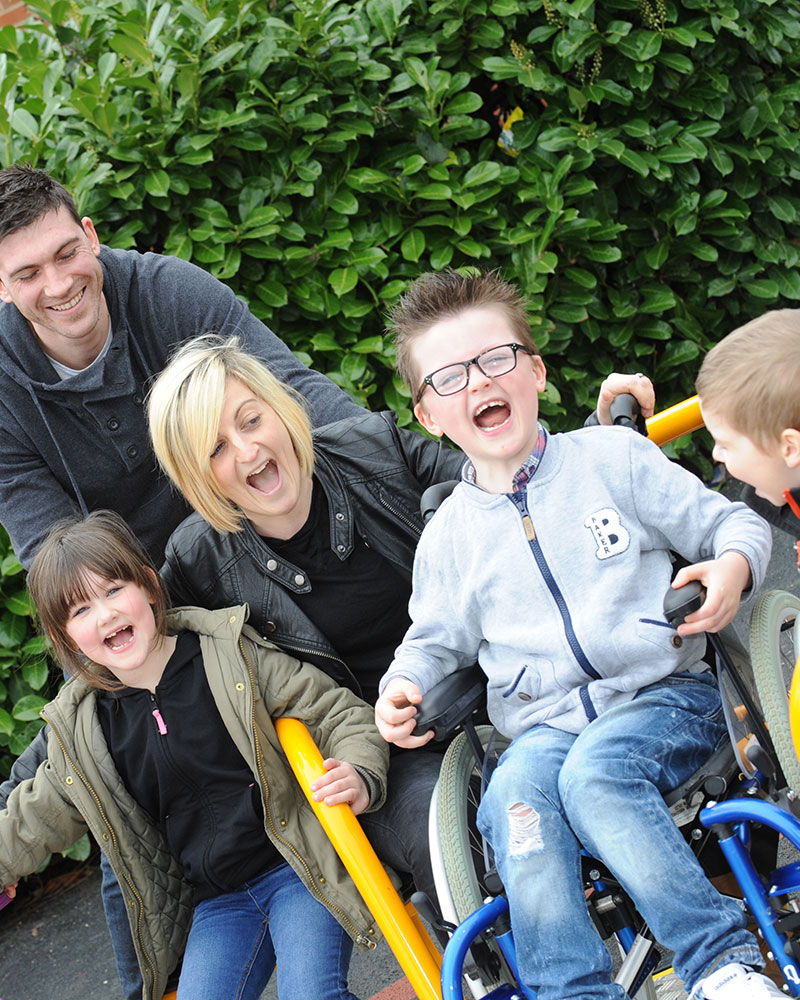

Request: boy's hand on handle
left=672, top=551, right=752, bottom=636
left=374, top=678, right=435, bottom=748
left=310, top=759, right=370, bottom=816
left=596, top=373, right=655, bottom=425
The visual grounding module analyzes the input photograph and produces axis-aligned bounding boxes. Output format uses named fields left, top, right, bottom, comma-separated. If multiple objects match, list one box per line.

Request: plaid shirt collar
left=462, top=423, right=548, bottom=492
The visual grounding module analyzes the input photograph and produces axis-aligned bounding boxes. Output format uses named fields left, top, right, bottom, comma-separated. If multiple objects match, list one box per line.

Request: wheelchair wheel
left=750, top=589, right=800, bottom=793
left=435, top=724, right=509, bottom=922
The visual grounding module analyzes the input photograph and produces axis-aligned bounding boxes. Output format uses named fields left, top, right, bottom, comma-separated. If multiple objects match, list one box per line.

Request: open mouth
left=246, top=458, right=281, bottom=495
left=49, top=288, right=85, bottom=312
left=104, top=625, right=134, bottom=651
left=474, top=400, right=511, bottom=430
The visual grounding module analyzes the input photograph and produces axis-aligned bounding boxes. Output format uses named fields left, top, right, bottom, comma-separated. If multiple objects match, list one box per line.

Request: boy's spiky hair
left=386, top=269, right=539, bottom=399
left=696, top=309, right=800, bottom=449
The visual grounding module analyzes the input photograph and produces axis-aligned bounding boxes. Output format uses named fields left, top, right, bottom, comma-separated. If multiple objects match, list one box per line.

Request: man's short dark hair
left=0, top=165, right=81, bottom=243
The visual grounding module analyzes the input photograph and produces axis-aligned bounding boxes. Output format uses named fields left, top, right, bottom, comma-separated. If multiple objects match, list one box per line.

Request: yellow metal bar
left=789, top=655, right=800, bottom=764
left=645, top=395, right=704, bottom=447
left=275, top=717, right=443, bottom=1000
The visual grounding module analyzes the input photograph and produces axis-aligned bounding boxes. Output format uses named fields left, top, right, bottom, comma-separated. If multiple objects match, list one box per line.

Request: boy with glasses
left=375, top=269, right=778, bottom=1000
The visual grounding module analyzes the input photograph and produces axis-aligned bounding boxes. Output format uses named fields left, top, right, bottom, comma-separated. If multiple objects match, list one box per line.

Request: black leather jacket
left=161, top=410, right=464, bottom=696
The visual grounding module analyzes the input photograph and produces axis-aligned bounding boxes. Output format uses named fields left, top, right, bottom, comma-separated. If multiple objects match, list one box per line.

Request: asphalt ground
left=0, top=476, right=798, bottom=1000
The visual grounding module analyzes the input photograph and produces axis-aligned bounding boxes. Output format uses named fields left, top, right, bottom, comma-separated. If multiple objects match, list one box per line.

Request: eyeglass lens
left=431, top=344, right=521, bottom=396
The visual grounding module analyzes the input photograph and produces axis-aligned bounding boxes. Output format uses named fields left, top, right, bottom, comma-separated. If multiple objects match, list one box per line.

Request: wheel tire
left=435, top=725, right=509, bottom=922
left=750, top=589, right=800, bottom=792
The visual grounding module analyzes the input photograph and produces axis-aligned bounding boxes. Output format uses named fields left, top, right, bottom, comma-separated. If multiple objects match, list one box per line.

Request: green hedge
left=1, top=0, right=800, bottom=779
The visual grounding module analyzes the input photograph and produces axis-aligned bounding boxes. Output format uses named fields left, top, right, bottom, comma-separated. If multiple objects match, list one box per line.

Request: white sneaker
left=694, top=963, right=785, bottom=1000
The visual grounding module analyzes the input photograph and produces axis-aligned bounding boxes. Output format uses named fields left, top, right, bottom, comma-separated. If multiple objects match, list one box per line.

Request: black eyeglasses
left=416, top=343, right=534, bottom=402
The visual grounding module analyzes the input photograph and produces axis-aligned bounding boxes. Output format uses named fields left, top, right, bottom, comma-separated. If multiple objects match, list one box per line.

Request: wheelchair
left=415, top=395, right=800, bottom=1000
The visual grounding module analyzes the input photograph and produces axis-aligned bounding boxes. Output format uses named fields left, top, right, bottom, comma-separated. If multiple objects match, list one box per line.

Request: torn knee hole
left=508, top=801, right=543, bottom=855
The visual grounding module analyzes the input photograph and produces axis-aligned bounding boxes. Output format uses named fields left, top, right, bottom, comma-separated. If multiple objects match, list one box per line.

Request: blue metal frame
left=701, top=799, right=800, bottom=996
left=440, top=798, right=800, bottom=1000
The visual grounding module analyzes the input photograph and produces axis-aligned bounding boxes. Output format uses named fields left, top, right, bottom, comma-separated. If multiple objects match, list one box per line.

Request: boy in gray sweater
left=375, top=270, right=777, bottom=1000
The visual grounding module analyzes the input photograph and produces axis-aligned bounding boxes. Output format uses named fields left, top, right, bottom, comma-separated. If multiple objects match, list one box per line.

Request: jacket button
left=518, top=692, right=531, bottom=702
left=133, top=393, right=143, bottom=405
left=335, top=512, right=344, bottom=521
left=235, top=682, right=245, bottom=691
left=280, top=819, right=287, bottom=827
left=65, top=776, right=74, bottom=785
left=267, top=559, right=278, bottom=571
left=671, top=635, right=683, bottom=648
left=229, top=615, right=236, bottom=624
left=102, top=832, right=110, bottom=842
left=265, top=621, right=276, bottom=632
left=318, top=876, right=326, bottom=884
left=107, top=417, right=120, bottom=430
left=127, top=445, right=138, bottom=458
left=294, top=574, right=305, bottom=586
left=337, top=544, right=345, bottom=553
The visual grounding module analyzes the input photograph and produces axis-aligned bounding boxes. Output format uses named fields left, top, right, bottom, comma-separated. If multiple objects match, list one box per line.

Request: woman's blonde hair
left=147, top=335, right=314, bottom=534
left=27, top=510, right=169, bottom=690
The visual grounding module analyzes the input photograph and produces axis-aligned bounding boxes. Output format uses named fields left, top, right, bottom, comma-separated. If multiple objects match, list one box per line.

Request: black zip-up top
left=97, top=632, right=281, bottom=902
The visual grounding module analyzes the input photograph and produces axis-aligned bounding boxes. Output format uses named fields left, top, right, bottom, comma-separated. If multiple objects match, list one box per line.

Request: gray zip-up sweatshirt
left=0, top=246, right=362, bottom=570
left=380, top=425, right=772, bottom=738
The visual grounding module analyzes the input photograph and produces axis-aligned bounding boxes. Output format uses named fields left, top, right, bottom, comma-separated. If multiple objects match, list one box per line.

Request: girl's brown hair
left=27, top=510, right=170, bottom=690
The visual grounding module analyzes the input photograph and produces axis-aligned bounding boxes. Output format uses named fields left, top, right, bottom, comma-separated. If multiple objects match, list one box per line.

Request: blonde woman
left=148, top=334, right=463, bottom=904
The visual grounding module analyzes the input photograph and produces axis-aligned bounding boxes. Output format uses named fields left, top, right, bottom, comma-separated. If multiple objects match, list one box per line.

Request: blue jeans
left=476, top=672, right=762, bottom=1000
left=101, top=853, right=143, bottom=1000
left=177, top=861, right=358, bottom=1000
left=360, top=748, right=443, bottom=901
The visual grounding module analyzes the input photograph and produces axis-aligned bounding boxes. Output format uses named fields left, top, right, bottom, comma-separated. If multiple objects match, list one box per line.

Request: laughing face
left=210, top=377, right=313, bottom=539
left=64, top=572, right=172, bottom=690
left=0, top=205, right=110, bottom=368
left=412, top=307, right=547, bottom=493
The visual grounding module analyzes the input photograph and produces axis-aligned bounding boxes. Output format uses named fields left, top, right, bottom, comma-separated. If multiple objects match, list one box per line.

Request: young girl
left=0, top=509, right=388, bottom=1000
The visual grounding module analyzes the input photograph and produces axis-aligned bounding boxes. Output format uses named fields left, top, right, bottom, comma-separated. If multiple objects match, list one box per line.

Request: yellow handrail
left=645, top=394, right=704, bottom=447
left=275, top=717, right=443, bottom=1000
left=790, top=656, right=800, bottom=766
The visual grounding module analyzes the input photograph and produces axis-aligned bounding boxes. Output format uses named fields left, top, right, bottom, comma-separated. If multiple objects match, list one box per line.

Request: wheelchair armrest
left=412, top=664, right=486, bottom=741
left=663, top=580, right=706, bottom=627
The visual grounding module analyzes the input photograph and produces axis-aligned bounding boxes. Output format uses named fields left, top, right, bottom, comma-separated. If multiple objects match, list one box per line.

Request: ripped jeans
left=476, top=671, right=762, bottom=1000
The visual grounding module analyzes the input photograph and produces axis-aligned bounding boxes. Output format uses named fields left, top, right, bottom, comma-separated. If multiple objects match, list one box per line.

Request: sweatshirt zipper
left=41, top=710, right=160, bottom=1000
left=237, top=639, right=372, bottom=947
left=507, top=492, right=600, bottom=723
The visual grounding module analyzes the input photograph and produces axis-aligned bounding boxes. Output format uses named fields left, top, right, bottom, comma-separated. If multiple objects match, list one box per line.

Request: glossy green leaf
left=401, top=229, right=425, bottom=262
left=329, top=267, right=359, bottom=296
